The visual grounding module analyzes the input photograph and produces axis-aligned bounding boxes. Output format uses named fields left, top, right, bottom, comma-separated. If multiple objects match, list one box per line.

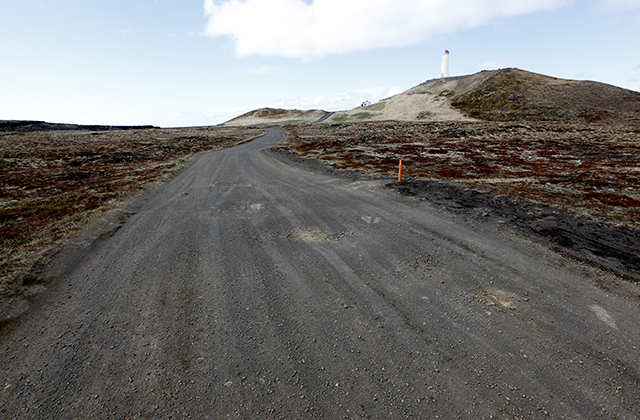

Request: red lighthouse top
left=445, top=50, right=449, bottom=54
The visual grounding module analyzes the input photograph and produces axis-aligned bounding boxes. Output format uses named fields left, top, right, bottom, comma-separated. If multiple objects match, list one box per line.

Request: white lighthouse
left=438, top=50, right=450, bottom=78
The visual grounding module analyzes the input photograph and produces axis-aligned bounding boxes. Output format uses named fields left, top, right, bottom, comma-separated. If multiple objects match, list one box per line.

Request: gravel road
left=2, top=127, right=639, bottom=419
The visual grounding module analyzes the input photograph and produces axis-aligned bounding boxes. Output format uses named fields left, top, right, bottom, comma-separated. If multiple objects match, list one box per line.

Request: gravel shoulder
left=273, top=146, right=640, bottom=298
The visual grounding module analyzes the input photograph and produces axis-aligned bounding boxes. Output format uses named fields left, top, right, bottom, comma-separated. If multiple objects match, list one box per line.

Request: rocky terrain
left=0, top=125, right=264, bottom=300
left=281, top=120, right=640, bottom=282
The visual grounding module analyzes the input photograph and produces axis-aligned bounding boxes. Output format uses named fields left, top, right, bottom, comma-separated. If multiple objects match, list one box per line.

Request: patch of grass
left=450, top=68, right=640, bottom=123
left=416, top=111, right=435, bottom=120
left=251, top=119, right=309, bottom=127
left=0, top=193, right=86, bottom=247
left=329, top=111, right=378, bottom=123
left=330, top=113, right=351, bottom=123
left=352, top=112, right=374, bottom=120
left=362, top=102, right=387, bottom=112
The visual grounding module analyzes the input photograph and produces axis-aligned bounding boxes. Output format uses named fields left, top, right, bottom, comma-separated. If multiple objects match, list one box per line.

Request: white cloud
left=163, top=107, right=256, bottom=126
left=602, top=0, right=640, bottom=9
left=203, top=0, right=568, bottom=58
left=204, top=106, right=250, bottom=116
left=236, top=66, right=287, bottom=74
left=313, top=86, right=404, bottom=110
left=386, top=86, right=402, bottom=97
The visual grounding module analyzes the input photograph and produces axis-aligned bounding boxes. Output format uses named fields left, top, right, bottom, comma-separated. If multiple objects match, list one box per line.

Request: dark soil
left=0, top=120, right=157, bottom=133
left=390, top=178, right=640, bottom=282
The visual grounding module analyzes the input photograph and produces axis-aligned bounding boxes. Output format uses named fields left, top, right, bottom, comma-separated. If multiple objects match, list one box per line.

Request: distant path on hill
left=311, top=111, right=335, bottom=123
left=1, top=127, right=639, bottom=419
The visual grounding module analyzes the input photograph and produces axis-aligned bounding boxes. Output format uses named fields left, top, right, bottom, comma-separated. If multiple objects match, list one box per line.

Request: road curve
left=2, top=127, right=639, bottom=419
left=311, top=112, right=335, bottom=124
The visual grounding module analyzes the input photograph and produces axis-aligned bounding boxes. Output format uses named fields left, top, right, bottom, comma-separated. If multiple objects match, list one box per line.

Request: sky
left=1, top=0, right=639, bottom=127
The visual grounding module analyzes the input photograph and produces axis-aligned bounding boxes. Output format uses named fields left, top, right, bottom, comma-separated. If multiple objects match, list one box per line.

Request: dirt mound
left=224, top=108, right=328, bottom=126
left=0, top=120, right=157, bottom=133
left=450, top=68, right=640, bottom=123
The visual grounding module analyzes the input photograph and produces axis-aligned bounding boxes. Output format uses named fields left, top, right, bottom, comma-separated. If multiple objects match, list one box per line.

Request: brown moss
left=450, top=68, right=640, bottom=123
left=282, top=121, right=640, bottom=228
left=0, top=126, right=264, bottom=295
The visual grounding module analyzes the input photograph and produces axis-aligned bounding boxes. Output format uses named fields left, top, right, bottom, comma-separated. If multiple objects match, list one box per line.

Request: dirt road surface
left=2, top=128, right=639, bottom=419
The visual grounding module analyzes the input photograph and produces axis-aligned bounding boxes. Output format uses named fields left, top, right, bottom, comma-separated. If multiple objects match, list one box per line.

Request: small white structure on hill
left=438, top=50, right=450, bottom=78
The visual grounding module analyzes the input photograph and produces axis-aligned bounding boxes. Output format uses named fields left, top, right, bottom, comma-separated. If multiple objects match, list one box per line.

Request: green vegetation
left=353, top=112, right=374, bottom=120
left=416, top=110, right=435, bottom=120
left=449, top=68, right=640, bottom=123
left=331, top=112, right=376, bottom=123
left=330, top=113, right=350, bottom=123
left=362, top=102, right=387, bottom=112
left=251, top=119, right=310, bottom=127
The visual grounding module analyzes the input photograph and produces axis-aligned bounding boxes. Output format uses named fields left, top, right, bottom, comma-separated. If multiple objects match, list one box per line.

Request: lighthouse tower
left=438, top=50, right=450, bottom=78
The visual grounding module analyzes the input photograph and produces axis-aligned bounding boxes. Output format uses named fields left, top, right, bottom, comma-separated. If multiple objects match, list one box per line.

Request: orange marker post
left=398, top=160, right=402, bottom=182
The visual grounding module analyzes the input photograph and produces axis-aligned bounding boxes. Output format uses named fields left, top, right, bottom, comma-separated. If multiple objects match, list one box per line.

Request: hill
left=223, top=108, right=328, bottom=126
left=222, top=69, right=640, bottom=125
left=320, top=68, right=640, bottom=124
left=325, top=71, right=490, bottom=123
left=450, top=68, right=640, bottom=122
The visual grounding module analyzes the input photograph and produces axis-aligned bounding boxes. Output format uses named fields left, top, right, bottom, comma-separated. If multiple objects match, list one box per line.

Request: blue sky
left=1, top=0, right=639, bottom=127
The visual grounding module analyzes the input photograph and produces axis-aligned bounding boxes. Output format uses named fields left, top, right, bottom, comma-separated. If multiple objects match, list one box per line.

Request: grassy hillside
left=450, top=68, right=640, bottom=123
